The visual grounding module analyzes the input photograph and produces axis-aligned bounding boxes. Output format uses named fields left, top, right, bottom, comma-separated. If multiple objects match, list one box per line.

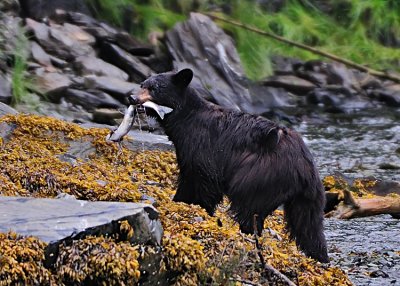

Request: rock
left=33, top=72, right=72, bottom=101
left=26, top=19, right=95, bottom=60
left=70, top=13, right=118, bottom=41
left=63, top=136, right=96, bottom=161
left=306, top=86, right=374, bottom=113
left=324, top=62, right=358, bottom=88
left=248, top=84, right=297, bottom=114
left=0, top=196, right=162, bottom=267
left=370, top=89, right=400, bottom=107
left=115, top=31, right=154, bottom=56
left=49, top=55, right=68, bottom=68
left=49, top=23, right=95, bottom=58
left=84, top=75, right=140, bottom=103
left=25, top=18, right=51, bottom=43
left=0, top=0, right=19, bottom=13
left=0, top=102, right=18, bottom=117
left=20, top=0, right=92, bottom=20
left=100, top=42, right=153, bottom=82
left=123, top=129, right=174, bottom=151
left=0, top=119, right=17, bottom=145
left=30, top=41, right=53, bottom=67
left=80, top=121, right=174, bottom=151
left=166, top=13, right=254, bottom=112
left=92, top=108, right=122, bottom=125
left=64, top=88, right=124, bottom=111
left=0, top=15, right=22, bottom=63
left=74, top=56, right=129, bottom=80
left=261, top=75, right=316, bottom=95
left=271, top=55, right=302, bottom=75
left=0, top=73, right=12, bottom=104
left=371, top=180, right=400, bottom=196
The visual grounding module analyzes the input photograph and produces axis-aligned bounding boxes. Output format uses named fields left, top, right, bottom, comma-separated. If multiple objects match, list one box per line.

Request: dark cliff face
left=19, top=0, right=92, bottom=19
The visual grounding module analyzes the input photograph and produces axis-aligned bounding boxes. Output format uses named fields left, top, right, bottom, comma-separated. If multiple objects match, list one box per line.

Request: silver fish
left=142, top=101, right=173, bottom=120
left=106, top=105, right=136, bottom=142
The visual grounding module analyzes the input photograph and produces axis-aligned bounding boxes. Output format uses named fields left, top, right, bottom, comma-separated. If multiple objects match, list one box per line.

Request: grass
left=88, top=0, right=400, bottom=80
left=11, top=27, right=31, bottom=105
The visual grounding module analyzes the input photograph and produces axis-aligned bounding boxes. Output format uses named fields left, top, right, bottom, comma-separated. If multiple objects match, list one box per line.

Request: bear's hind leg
left=284, top=194, right=329, bottom=263
left=230, top=196, right=282, bottom=236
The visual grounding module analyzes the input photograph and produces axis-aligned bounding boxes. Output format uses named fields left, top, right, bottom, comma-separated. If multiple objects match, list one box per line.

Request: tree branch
left=253, top=215, right=297, bottom=286
left=204, top=13, right=400, bottom=83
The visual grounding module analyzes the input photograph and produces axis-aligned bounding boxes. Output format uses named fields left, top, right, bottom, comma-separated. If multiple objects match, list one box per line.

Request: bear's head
left=130, top=69, right=193, bottom=110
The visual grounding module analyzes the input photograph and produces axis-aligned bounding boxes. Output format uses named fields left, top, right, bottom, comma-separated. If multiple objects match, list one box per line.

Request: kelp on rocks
left=0, top=114, right=353, bottom=285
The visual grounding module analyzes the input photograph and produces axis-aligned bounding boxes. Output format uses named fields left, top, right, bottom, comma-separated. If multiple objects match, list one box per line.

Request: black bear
left=131, top=69, right=329, bottom=263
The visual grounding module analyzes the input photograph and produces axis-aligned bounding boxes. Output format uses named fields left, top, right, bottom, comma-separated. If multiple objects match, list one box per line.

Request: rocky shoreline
left=1, top=1, right=399, bottom=285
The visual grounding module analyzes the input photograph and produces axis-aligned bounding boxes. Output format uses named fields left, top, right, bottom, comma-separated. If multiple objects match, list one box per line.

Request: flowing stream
left=298, top=108, right=400, bottom=286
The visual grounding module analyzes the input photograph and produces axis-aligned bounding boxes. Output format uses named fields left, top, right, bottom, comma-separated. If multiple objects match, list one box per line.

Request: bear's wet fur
left=132, top=69, right=329, bottom=263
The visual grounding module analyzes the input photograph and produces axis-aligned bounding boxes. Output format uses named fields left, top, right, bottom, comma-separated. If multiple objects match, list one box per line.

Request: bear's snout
left=128, top=88, right=153, bottom=105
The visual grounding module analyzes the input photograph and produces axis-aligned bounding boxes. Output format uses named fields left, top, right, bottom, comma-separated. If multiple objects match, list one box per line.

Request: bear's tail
left=284, top=193, right=329, bottom=263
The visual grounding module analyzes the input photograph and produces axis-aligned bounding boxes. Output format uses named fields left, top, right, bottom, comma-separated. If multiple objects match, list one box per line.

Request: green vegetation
left=87, top=0, right=400, bottom=80
left=11, top=27, right=31, bottom=105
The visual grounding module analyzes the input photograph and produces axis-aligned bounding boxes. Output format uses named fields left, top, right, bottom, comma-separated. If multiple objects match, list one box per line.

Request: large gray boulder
left=0, top=196, right=163, bottom=267
left=166, top=13, right=254, bottom=112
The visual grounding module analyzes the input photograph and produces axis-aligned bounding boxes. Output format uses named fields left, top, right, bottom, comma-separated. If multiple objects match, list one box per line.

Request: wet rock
left=26, top=19, right=95, bottom=60
left=25, top=18, right=51, bottom=43
left=0, top=102, right=18, bottom=117
left=123, top=129, right=174, bottom=151
left=33, top=72, right=72, bottom=101
left=261, top=75, right=316, bottom=95
left=100, top=42, right=153, bottom=82
left=49, top=23, right=95, bottom=57
left=272, top=55, right=302, bottom=75
left=79, top=121, right=173, bottom=151
left=74, top=56, right=129, bottom=80
left=20, top=0, right=91, bottom=20
left=30, top=41, right=53, bottom=67
left=63, top=136, right=96, bottom=161
left=0, top=0, right=19, bottom=13
left=140, top=194, right=157, bottom=206
left=0, top=15, right=22, bottom=64
left=306, top=86, right=374, bottom=113
left=0, top=196, right=162, bottom=267
left=0, top=120, right=17, bottom=146
left=371, top=180, right=400, bottom=196
left=248, top=85, right=297, bottom=114
left=92, top=108, right=122, bottom=125
left=68, top=12, right=118, bottom=41
left=64, top=88, right=124, bottom=111
left=115, top=31, right=154, bottom=57
left=166, top=13, right=254, bottom=112
left=370, top=89, right=400, bottom=107
left=84, top=75, right=140, bottom=103
left=49, top=55, right=68, bottom=68
left=324, top=62, right=358, bottom=88
left=0, top=73, right=12, bottom=104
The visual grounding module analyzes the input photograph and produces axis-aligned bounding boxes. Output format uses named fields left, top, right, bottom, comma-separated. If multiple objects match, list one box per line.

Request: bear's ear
left=172, top=69, right=193, bottom=88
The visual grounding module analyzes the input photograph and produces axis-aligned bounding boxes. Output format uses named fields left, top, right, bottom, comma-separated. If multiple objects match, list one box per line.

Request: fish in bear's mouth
left=128, top=90, right=173, bottom=120
left=105, top=90, right=173, bottom=143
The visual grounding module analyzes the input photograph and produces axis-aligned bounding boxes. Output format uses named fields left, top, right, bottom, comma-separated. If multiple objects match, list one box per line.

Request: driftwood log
left=326, top=190, right=400, bottom=219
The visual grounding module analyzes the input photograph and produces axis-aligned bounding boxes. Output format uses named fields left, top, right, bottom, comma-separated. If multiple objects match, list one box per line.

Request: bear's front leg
left=173, top=175, right=223, bottom=216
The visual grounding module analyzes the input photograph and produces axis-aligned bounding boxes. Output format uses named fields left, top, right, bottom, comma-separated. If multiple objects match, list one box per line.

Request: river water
left=298, top=108, right=400, bottom=286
